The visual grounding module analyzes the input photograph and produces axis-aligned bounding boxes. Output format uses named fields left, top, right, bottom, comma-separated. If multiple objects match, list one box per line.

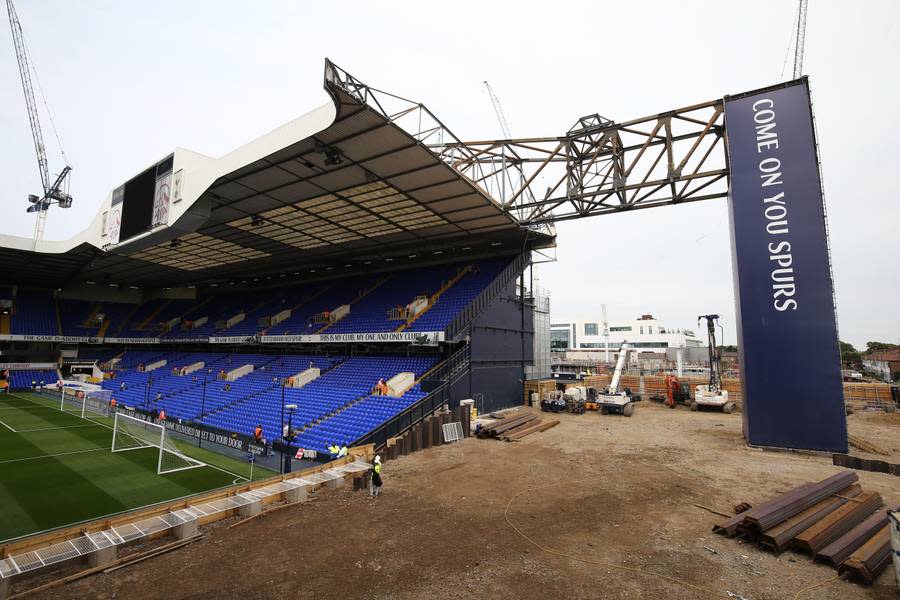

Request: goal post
left=111, top=412, right=206, bottom=475
left=59, top=386, right=110, bottom=419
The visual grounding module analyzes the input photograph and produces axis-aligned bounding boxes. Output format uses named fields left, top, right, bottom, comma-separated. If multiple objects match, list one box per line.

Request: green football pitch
left=0, top=392, right=276, bottom=542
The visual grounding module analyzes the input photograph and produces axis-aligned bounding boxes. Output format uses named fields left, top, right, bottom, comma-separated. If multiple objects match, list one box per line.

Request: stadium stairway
left=410, top=255, right=521, bottom=337
left=395, top=265, right=471, bottom=332
left=111, top=302, right=143, bottom=336
left=83, top=302, right=101, bottom=327
left=315, top=275, right=391, bottom=334
left=97, top=319, right=111, bottom=337
left=136, top=299, right=172, bottom=330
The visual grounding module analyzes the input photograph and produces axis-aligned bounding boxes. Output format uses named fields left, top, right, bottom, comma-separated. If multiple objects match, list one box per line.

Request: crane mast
left=792, top=0, right=808, bottom=79
left=6, top=0, right=72, bottom=246
left=483, top=81, right=512, bottom=139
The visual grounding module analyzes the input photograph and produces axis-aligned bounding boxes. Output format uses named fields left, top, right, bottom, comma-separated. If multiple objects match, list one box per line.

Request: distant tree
left=840, top=341, right=862, bottom=367
left=718, top=345, right=738, bottom=353
left=865, top=341, right=898, bottom=354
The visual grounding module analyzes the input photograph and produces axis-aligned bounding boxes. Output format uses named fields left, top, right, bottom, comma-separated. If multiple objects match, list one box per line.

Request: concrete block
left=238, top=500, right=262, bottom=517
left=284, top=484, right=309, bottom=503
left=173, top=518, right=199, bottom=540
left=88, top=544, right=117, bottom=568
left=324, top=475, right=346, bottom=490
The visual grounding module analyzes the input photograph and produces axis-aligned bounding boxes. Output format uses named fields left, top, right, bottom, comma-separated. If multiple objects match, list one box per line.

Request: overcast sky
left=1, top=0, right=897, bottom=349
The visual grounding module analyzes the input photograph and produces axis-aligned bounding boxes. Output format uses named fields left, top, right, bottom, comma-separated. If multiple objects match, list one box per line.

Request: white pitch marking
left=8, top=393, right=250, bottom=482
left=0, top=447, right=107, bottom=465
left=15, top=424, right=102, bottom=433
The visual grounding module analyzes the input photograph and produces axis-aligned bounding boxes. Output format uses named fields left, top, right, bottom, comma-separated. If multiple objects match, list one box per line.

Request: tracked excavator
left=594, top=341, right=639, bottom=417
left=692, top=314, right=735, bottom=413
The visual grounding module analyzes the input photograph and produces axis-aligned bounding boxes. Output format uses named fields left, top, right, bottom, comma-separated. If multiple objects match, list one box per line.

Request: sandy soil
left=11, top=402, right=900, bottom=600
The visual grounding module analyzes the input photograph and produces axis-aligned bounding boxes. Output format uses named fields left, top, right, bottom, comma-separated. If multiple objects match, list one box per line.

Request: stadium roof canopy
left=1, top=60, right=553, bottom=289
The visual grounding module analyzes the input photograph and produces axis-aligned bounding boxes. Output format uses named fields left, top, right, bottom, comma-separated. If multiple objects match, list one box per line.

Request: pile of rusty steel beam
left=712, top=470, right=897, bottom=585
left=476, top=412, right=559, bottom=442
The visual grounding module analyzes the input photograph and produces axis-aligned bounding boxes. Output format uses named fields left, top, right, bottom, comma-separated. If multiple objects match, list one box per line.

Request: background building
left=551, top=313, right=703, bottom=357
left=862, top=348, right=900, bottom=382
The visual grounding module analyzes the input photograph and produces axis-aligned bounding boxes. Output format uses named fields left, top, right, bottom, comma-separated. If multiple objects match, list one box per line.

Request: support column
left=325, top=475, right=345, bottom=490
left=173, top=518, right=199, bottom=540
left=238, top=501, right=262, bottom=518
left=88, top=545, right=118, bottom=569
left=285, top=484, right=309, bottom=503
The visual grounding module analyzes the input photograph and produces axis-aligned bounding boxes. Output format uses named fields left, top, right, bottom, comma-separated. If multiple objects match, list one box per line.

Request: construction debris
left=477, top=412, right=559, bottom=442
left=712, top=471, right=895, bottom=587
left=847, top=434, right=891, bottom=456
left=833, top=453, right=900, bottom=476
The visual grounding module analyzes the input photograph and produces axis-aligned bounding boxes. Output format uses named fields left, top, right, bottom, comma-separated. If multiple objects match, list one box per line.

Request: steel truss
left=326, top=60, right=728, bottom=227
left=436, top=101, right=728, bottom=225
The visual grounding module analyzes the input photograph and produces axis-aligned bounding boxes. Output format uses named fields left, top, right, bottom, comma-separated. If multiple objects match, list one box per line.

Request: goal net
left=60, top=387, right=110, bottom=419
left=111, top=412, right=205, bottom=475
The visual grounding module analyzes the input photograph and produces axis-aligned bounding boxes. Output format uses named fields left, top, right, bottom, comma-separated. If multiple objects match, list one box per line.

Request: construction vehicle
left=665, top=374, right=692, bottom=407
left=563, top=386, right=587, bottom=414
left=650, top=374, right=691, bottom=408
left=692, top=314, right=735, bottom=413
left=540, top=390, right=567, bottom=413
left=595, top=342, right=638, bottom=417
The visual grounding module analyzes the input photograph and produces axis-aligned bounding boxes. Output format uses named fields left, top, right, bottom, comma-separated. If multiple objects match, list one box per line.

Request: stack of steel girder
left=712, top=470, right=896, bottom=587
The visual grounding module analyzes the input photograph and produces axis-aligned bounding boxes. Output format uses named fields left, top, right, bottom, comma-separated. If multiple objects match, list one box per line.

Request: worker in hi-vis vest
left=370, top=455, right=383, bottom=497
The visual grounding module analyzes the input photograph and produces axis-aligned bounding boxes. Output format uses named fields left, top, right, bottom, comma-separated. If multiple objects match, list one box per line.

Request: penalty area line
left=10, top=393, right=250, bottom=483
left=0, top=447, right=107, bottom=465
left=16, top=424, right=104, bottom=433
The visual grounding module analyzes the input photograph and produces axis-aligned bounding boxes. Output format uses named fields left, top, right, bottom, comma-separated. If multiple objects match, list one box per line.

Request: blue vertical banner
left=725, top=78, right=847, bottom=452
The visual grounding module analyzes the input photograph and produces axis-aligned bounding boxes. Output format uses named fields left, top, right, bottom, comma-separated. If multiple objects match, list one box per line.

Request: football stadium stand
left=99, top=350, right=437, bottom=455
left=3, top=257, right=514, bottom=340
left=0, top=59, right=547, bottom=487
left=10, top=290, right=58, bottom=336
left=8, top=369, right=59, bottom=390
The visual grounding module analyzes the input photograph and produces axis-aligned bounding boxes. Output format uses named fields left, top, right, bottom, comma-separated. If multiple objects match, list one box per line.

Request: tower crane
left=482, top=81, right=513, bottom=139
left=6, top=0, right=73, bottom=247
left=792, top=0, right=808, bottom=79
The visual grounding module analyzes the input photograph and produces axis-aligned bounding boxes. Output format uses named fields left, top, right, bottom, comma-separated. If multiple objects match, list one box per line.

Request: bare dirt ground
left=12, top=402, right=900, bottom=600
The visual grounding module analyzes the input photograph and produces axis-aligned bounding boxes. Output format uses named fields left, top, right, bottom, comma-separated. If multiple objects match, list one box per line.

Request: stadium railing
left=444, top=252, right=528, bottom=342
left=351, top=344, right=470, bottom=450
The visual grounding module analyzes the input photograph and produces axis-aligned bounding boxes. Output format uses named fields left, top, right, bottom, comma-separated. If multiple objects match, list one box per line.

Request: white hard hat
left=374, top=455, right=381, bottom=464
